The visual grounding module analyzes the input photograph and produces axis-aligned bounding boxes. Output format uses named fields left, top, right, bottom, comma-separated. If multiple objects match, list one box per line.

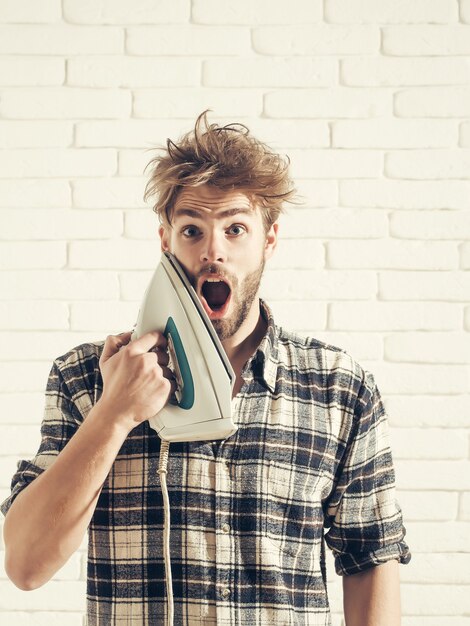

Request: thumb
left=100, top=331, right=133, bottom=365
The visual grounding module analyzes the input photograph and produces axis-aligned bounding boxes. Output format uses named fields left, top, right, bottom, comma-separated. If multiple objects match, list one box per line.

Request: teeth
left=205, top=278, right=224, bottom=283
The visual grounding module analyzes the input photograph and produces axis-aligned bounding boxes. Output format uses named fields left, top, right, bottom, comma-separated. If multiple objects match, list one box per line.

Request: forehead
left=172, top=185, right=256, bottom=219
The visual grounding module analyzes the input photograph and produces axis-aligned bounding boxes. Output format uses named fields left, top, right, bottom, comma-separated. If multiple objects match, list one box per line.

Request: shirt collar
left=248, top=299, right=279, bottom=393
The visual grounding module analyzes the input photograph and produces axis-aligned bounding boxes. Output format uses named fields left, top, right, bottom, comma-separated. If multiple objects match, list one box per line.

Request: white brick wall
left=0, top=1, right=469, bottom=625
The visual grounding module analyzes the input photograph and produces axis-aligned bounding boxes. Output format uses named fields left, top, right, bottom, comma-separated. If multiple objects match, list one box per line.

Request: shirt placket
left=213, top=449, right=233, bottom=623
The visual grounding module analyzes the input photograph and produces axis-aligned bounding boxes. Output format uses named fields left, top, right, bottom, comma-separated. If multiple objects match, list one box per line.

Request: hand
left=97, top=331, right=176, bottom=432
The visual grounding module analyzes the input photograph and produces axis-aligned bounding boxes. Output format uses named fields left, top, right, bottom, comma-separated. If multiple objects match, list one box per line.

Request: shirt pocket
left=264, top=460, right=324, bottom=567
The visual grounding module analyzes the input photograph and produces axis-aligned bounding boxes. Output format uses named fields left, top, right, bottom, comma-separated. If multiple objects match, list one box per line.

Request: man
left=2, top=111, right=410, bottom=625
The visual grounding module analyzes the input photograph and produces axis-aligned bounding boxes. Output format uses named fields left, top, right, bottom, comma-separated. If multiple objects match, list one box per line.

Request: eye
left=227, top=224, right=246, bottom=236
left=181, top=225, right=201, bottom=238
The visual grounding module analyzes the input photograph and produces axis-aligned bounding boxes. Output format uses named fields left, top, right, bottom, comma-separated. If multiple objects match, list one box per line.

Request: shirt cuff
left=333, top=540, right=412, bottom=576
left=0, top=459, right=44, bottom=517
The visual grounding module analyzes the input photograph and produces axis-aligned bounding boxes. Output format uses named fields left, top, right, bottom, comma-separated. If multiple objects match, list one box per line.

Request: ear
left=159, top=225, right=170, bottom=252
left=264, top=222, right=278, bottom=261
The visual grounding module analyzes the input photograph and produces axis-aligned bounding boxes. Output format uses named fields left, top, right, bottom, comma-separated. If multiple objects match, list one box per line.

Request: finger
left=149, top=347, right=170, bottom=367
left=100, top=331, right=133, bottom=363
left=160, top=365, right=176, bottom=380
left=161, top=367, right=178, bottom=395
left=128, top=330, right=168, bottom=355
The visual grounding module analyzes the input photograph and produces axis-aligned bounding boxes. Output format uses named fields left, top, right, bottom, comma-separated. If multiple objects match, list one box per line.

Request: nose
left=200, top=229, right=226, bottom=264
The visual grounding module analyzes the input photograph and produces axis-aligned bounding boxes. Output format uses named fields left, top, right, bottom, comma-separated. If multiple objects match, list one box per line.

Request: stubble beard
left=183, top=253, right=266, bottom=342
left=211, top=259, right=265, bottom=341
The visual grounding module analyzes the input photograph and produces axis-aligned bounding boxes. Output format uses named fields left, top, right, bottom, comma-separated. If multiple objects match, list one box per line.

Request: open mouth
left=199, top=276, right=231, bottom=319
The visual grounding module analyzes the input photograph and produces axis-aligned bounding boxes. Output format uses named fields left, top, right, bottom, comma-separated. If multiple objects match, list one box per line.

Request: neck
left=221, top=299, right=267, bottom=371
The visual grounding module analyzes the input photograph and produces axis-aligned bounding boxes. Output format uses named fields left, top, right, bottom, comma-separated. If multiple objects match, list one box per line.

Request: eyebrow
left=173, top=207, right=253, bottom=220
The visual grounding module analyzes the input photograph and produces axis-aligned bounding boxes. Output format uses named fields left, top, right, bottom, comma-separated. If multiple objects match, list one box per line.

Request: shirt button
left=222, top=523, right=230, bottom=533
left=221, top=587, right=231, bottom=598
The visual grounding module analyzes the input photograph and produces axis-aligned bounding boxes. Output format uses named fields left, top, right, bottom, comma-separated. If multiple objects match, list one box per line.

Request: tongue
left=202, top=281, right=230, bottom=310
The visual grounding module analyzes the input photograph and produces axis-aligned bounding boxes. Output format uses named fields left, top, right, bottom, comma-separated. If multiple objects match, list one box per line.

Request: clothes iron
left=131, top=252, right=236, bottom=442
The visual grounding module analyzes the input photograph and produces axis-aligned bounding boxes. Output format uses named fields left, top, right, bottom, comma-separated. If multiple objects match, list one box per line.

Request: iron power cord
left=157, top=440, right=174, bottom=626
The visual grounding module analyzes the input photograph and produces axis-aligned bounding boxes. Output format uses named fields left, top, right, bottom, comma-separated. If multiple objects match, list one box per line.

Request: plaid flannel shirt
left=1, top=300, right=410, bottom=626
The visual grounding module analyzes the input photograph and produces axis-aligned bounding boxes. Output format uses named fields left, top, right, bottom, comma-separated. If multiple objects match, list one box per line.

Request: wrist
left=87, top=398, right=135, bottom=438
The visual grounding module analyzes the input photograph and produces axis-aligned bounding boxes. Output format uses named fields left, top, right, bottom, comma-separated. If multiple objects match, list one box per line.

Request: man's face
left=159, top=185, right=277, bottom=341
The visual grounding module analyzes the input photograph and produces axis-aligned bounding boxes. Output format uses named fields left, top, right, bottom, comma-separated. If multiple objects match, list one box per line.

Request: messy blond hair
left=144, top=110, right=297, bottom=230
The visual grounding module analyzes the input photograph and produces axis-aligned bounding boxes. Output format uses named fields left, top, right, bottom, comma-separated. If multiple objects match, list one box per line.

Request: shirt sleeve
left=323, top=369, right=411, bottom=576
left=0, top=358, right=85, bottom=518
